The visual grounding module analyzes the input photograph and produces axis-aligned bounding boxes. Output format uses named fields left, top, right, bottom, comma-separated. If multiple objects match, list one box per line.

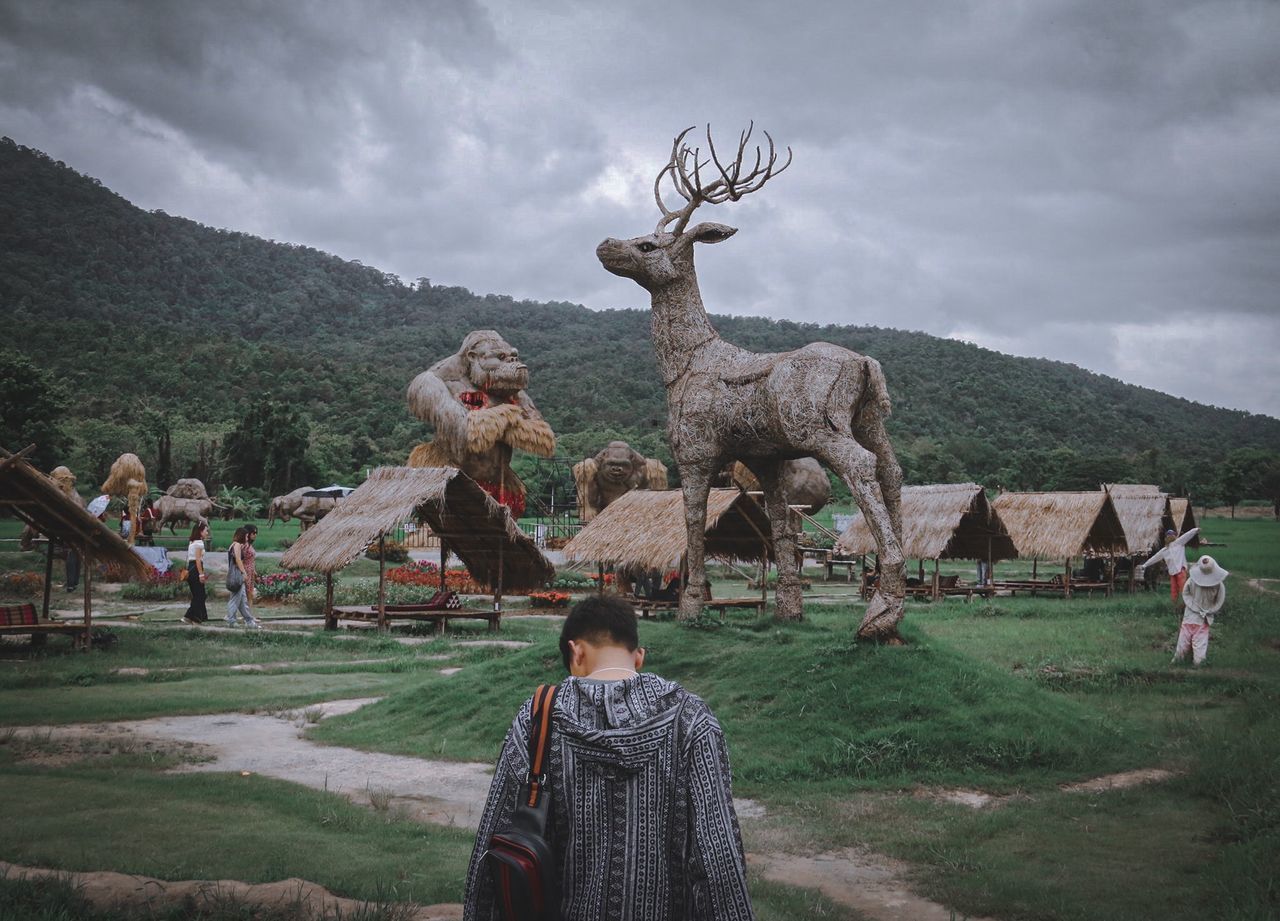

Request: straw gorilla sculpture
left=573, top=441, right=669, bottom=522
left=595, top=125, right=906, bottom=639
left=406, top=330, right=556, bottom=517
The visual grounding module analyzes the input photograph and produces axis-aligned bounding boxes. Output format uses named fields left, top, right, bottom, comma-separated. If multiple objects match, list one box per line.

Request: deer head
left=596, top=123, right=791, bottom=292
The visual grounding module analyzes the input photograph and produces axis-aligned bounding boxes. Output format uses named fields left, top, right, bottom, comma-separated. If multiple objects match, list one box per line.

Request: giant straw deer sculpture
left=595, top=125, right=907, bottom=639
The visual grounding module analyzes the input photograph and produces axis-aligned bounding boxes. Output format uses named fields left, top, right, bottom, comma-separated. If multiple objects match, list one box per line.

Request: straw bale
left=835, top=483, right=1017, bottom=562
left=0, top=447, right=149, bottom=578
left=563, top=489, right=772, bottom=571
left=1104, top=484, right=1174, bottom=555
left=280, top=466, right=553, bottom=590
left=991, top=491, right=1128, bottom=559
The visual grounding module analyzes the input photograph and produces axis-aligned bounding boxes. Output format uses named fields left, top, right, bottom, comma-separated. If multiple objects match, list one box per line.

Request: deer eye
left=637, top=241, right=656, bottom=253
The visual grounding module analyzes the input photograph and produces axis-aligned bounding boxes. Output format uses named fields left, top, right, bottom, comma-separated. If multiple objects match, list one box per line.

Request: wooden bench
left=992, top=579, right=1112, bottom=599
left=623, top=595, right=766, bottom=619
left=330, top=602, right=500, bottom=633
left=0, top=603, right=88, bottom=647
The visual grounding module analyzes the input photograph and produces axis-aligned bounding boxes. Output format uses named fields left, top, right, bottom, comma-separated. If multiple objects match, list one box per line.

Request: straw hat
left=1188, top=555, right=1229, bottom=587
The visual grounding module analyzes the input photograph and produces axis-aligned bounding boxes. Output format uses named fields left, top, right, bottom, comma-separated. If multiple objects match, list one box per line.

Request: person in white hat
left=1141, top=526, right=1200, bottom=607
left=1172, top=555, right=1229, bottom=666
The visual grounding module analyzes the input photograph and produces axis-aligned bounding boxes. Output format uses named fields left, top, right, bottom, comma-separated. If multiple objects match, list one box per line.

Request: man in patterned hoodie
left=464, top=594, right=755, bottom=920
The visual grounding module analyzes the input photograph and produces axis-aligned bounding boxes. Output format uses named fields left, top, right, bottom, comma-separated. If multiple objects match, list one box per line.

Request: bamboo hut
left=0, top=444, right=149, bottom=647
left=991, top=491, right=1128, bottom=597
left=1169, top=498, right=1199, bottom=540
left=280, top=466, right=554, bottom=631
left=563, top=489, right=774, bottom=612
left=834, top=483, right=1016, bottom=598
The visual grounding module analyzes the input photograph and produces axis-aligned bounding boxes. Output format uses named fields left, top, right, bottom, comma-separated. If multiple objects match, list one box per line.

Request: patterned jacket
left=464, top=673, right=755, bottom=920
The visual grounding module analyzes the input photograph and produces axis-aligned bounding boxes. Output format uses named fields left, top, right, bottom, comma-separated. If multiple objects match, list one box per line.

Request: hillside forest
left=3, top=138, right=1279, bottom=516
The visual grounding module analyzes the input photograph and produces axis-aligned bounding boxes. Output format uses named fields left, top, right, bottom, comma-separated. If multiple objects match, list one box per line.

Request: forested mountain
left=3, top=137, right=1279, bottom=506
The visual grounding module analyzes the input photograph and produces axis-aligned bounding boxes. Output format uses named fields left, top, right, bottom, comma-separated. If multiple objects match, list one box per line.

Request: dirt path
left=0, top=860, right=460, bottom=920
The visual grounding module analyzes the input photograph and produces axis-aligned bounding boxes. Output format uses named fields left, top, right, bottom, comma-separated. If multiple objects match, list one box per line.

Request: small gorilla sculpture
left=406, top=330, right=556, bottom=516
left=572, top=441, right=669, bottom=522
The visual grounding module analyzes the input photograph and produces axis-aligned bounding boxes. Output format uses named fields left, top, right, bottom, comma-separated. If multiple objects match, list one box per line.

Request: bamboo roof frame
left=0, top=445, right=148, bottom=578
left=991, top=490, right=1128, bottom=559
left=280, top=466, right=553, bottom=590
left=834, top=483, right=1018, bottom=562
left=563, top=488, right=772, bottom=571
left=1104, top=484, right=1177, bottom=556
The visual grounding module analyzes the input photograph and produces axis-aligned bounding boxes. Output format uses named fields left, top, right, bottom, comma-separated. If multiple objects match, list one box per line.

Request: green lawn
left=0, top=513, right=1276, bottom=919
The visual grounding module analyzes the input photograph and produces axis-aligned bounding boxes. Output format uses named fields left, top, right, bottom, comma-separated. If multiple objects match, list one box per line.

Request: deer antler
left=654, top=122, right=792, bottom=236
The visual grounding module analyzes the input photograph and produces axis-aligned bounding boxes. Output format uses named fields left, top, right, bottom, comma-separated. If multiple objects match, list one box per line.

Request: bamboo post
left=323, top=572, right=335, bottom=630
left=494, top=510, right=505, bottom=625
left=439, top=538, right=449, bottom=591
left=377, top=533, right=387, bottom=632
left=81, top=554, right=93, bottom=652
left=597, top=562, right=605, bottom=595
left=1064, top=557, right=1073, bottom=600
left=932, top=558, right=940, bottom=601
left=41, top=538, right=54, bottom=620
left=759, top=551, right=768, bottom=607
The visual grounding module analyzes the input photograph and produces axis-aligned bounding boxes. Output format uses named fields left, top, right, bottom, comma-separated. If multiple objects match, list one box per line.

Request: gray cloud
left=2, top=0, right=1276, bottom=415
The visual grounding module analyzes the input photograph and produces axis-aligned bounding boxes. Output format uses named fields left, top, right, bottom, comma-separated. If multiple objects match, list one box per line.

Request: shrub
left=119, top=569, right=188, bottom=600
left=0, top=571, right=45, bottom=596
left=365, top=539, right=410, bottom=563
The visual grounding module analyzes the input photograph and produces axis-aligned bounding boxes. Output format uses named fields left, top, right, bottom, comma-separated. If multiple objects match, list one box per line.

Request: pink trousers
left=1173, top=622, right=1210, bottom=665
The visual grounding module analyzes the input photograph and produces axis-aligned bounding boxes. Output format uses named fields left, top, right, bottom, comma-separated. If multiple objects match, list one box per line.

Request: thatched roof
left=563, top=489, right=772, bottom=571
left=0, top=446, right=149, bottom=578
left=1169, top=498, right=1198, bottom=539
left=1104, top=484, right=1176, bottom=556
left=280, top=466, right=553, bottom=590
left=834, top=483, right=1017, bottom=562
left=991, top=491, right=1128, bottom=559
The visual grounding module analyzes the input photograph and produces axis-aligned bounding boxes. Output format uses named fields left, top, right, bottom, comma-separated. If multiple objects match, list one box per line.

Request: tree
left=1217, top=448, right=1277, bottom=518
left=222, top=401, right=318, bottom=494
left=0, top=350, right=66, bottom=468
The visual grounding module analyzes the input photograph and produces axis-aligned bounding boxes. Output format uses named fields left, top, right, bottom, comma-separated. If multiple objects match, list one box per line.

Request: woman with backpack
left=226, top=524, right=261, bottom=628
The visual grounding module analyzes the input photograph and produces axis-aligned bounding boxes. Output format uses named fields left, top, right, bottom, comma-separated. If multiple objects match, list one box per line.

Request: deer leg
left=819, top=438, right=906, bottom=641
left=679, top=466, right=713, bottom=620
left=853, top=414, right=904, bottom=541
left=748, top=461, right=804, bottom=621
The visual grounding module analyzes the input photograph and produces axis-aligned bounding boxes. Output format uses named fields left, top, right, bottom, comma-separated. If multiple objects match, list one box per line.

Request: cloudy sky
left=2, top=0, right=1277, bottom=416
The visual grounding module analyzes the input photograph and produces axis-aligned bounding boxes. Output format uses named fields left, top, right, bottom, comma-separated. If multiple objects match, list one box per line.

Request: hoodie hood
left=552, top=673, right=710, bottom=757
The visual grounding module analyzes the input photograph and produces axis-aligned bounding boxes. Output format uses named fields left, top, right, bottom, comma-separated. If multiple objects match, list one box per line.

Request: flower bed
left=119, top=569, right=187, bottom=601
left=528, top=590, right=570, bottom=608
left=256, top=571, right=324, bottom=601
left=386, top=560, right=489, bottom=594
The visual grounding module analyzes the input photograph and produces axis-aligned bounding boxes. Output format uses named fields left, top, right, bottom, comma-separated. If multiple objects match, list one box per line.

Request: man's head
left=559, top=594, right=644, bottom=675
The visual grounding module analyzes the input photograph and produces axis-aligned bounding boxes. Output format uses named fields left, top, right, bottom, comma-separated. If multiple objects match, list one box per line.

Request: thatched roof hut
left=834, top=483, right=1017, bottom=562
left=281, top=466, right=553, bottom=590
left=991, top=491, right=1127, bottom=559
left=1105, top=484, right=1176, bottom=556
left=563, top=489, right=772, bottom=571
left=1169, top=498, right=1199, bottom=539
left=0, top=446, right=148, bottom=579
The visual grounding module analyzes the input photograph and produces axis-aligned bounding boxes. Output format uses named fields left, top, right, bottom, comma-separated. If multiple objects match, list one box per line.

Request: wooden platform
left=330, top=604, right=499, bottom=633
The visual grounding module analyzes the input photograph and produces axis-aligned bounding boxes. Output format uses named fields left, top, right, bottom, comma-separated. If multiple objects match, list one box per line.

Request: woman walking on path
left=183, top=522, right=210, bottom=625
left=226, top=525, right=261, bottom=628
left=1172, top=555, right=1229, bottom=666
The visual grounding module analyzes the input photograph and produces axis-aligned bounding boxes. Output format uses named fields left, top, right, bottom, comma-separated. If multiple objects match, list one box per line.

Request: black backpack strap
left=524, top=683, right=558, bottom=808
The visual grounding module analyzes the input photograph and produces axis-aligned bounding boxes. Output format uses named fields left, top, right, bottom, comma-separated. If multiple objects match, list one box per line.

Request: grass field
left=0, top=516, right=1276, bottom=919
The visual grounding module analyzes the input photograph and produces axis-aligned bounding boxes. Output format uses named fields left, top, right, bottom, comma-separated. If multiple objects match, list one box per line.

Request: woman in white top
left=183, top=522, right=210, bottom=624
left=1172, top=555, right=1228, bottom=667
